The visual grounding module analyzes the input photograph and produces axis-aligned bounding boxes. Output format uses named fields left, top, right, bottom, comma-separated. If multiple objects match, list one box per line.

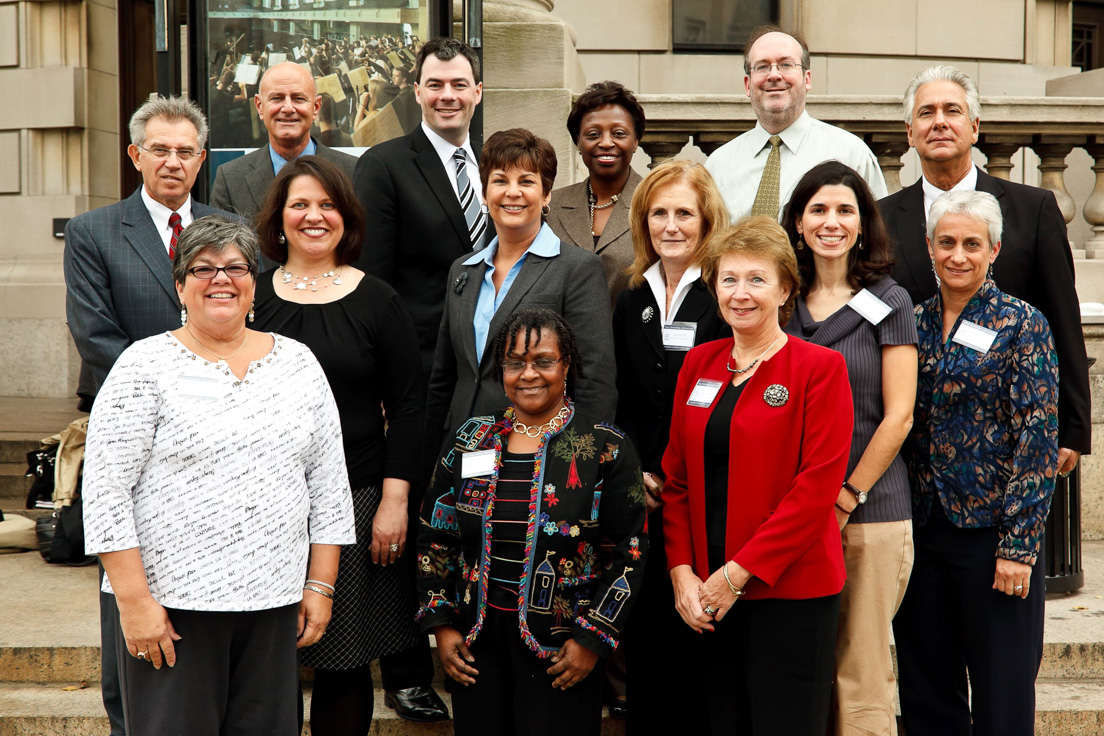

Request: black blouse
left=253, top=270, right=425, bottom=487
left=704, top=380, right=746, bottom=572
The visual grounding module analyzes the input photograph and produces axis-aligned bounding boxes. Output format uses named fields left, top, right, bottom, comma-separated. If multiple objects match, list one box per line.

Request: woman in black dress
left=612, top=159, right=730, bottom=732
left=252, top=156, right=425, bottom=736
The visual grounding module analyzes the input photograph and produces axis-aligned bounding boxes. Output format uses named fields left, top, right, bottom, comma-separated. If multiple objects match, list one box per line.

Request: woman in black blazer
left=426, top=129, right=617, bottom=461
left=612, top=160, right=730, bottom=732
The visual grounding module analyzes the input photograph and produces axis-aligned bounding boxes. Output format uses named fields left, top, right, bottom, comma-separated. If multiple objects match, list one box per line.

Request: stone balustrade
left=635, top=94, right=1104, bottom=258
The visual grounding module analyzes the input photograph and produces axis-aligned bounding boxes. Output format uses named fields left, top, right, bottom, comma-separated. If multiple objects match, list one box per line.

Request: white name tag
left=687, top=378, right=724, bottom=408
left=662, top=322, right=697, bottom=351
left=847, top=288, right=893, bottom=325
left=460, top=449, right=496, bottom=479
left=952, top=321, right=997, bottom=354
left=176, top=374, right=223, bottom=401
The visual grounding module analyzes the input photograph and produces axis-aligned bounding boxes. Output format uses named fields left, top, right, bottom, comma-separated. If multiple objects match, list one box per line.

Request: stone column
left=867, top=135, right=909, bottom=194
left=977, top=138, right=1029, bottom=181
left=1031, top=138, right=1079, bottom=225
left=641, top=134, right=691, bottom=168
left=1082, top=140, right=1104, bottom=260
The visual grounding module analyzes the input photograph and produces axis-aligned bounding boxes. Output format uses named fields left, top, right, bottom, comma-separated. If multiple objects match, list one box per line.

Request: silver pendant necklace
left=727, top=333, right=784, bottom=375
left=280, top=265, right=343, bottom=292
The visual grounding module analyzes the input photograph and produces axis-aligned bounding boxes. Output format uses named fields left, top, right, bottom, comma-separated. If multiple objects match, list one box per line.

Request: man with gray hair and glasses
left=881, top=64, right=1089, bottom=486
left=706, top=24, right=886, bottom=220
left=62, top=95, right=235, bottom=736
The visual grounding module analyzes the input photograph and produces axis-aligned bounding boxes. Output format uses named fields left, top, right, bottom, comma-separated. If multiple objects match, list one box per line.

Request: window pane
left=672, top=0, right=775, bottom=53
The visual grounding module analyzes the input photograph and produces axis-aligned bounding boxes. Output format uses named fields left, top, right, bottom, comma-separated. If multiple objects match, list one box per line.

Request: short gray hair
left=926, top=190, right=1002, bottom=247
left=903, top=65, right=981, bottom=124
left=172, top=215, right=260, bottom=284
left=129, top=96, right=209, bottom=150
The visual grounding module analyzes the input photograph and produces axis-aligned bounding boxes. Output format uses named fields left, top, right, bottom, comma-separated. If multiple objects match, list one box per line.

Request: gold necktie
left=750, top=135, right=782, bottom=219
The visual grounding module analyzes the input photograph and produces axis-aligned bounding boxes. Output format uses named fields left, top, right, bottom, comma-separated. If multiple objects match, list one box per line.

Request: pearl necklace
left=511, top=405, right=570, bottom=438
left=727, top=333, right=784, bottom=375
left=186, top=325, right=249, bottom=369
left=587, top=181, right=620, bottom=237
left=280, top=265, right=343, bottom=292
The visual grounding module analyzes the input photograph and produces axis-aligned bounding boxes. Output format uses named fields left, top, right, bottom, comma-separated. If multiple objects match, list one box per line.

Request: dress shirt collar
left=463, top=222, right=560, bottom=265
left=921, top=165, right=978, bottom=221
left=643, top=261, right=703, bottom=323
left=141, top=187, right=194, bottom=253
left=270, top=137, right=318, bottom=175
left=422, top=121, right=478, bottom=172
left=744, top=110, right=813, bottom=157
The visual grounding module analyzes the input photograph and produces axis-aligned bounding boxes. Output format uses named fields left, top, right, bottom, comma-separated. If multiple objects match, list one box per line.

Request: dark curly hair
left=566, top=80, right=646, bottom=143
left=255, top=156, right=365, bottom=266
left=491, top=309, right=582, bottom=398
left=780, top=160, right=894, bottom=298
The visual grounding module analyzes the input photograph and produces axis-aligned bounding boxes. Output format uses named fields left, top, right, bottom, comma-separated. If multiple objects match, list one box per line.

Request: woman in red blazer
left=662, top=216, right=854, bottom=735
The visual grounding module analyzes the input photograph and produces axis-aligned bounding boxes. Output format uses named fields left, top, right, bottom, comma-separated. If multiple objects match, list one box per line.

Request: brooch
left=642, top=306, right=654, bottom=323
left=763, top=384, right=789, bottom=407
left=454, top=272, right=468, bottom=294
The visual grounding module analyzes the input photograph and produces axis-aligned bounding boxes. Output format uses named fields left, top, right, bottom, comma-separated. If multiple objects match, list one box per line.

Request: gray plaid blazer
left=63, top=187, right=233, bottom=398
left=209, top=139, right=357, bottom=222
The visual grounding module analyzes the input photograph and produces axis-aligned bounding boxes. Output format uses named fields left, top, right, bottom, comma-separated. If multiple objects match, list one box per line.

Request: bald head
left=254, top=62, right=321, bottom=159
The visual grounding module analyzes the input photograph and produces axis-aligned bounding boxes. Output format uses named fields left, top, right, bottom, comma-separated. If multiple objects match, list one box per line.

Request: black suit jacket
left=880, top=167, right=1091, bottom=453
left=352, top=125, right=494, bottom=378
left=613, top=279, right=729, bottom=473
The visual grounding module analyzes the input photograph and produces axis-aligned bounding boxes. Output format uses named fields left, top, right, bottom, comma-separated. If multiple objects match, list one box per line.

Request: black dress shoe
left=384, top=686, right=450, bottom=722
left=609, top=699, right=628, bottom=718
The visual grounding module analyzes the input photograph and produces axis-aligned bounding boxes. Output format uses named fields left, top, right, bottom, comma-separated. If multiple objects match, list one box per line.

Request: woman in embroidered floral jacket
left=894, top=190, right=1058, bottom=736
left=416, top=309, right=647, bottom=736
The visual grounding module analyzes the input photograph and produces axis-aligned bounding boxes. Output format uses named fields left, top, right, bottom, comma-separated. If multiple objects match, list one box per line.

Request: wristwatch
left=843, top=481, right=868, bottom=505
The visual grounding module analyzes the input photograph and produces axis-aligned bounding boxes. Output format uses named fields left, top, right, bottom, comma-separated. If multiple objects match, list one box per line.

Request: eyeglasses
left=502, top=358, right=562, bottom=374
left=186, top=264, right=253, bottom=279
left=748, top=62, right=804, bottom=77
left=137, top=144, right=202, bottom=161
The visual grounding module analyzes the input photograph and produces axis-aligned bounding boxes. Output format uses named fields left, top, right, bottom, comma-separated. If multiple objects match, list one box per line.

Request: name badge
left=177, top=374, right=223, bottom=401
left=952, top=321, right=997, bottom=354
left=662, top=322, right=698, bottom=351
left=847, top=288, right=893, bottom=326
left=460, top=449, right=496, bottom=479
left=687, top=379, right=724, bottom=408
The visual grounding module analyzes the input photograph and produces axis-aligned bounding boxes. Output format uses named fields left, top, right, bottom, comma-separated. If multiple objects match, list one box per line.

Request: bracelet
left=303, top=584, right=334, bottom=599
left=305, top=579, right=335, bottom=592
left=721, top=562, right=746, bottom=599
left=835, top=502, right=853, bottom=515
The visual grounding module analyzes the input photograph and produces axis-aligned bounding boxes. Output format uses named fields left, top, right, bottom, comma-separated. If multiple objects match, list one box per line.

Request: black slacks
left=696, top=593, right=840, bottom=736
left=98, top=564, right=126, bottom=736
left=450, top=608, right=603, bottom=736
left=893, top=509, right=1045, bottom=736
left=115, top=604, right=299, bottom=736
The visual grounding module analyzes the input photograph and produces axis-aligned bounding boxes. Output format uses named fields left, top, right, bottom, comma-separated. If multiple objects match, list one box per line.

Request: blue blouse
left=907, top=279, right=1058, bottom=563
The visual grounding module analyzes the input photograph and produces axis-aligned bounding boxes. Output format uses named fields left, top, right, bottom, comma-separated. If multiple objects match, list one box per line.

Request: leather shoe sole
left=384, top=686, right=450, bottom=722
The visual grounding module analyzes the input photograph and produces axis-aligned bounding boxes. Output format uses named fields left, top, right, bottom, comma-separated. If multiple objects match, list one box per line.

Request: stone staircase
left=1, top=397, right=1102, bottom=734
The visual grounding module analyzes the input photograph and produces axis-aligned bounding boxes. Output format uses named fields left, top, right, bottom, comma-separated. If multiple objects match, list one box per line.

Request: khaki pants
left=833, top=520, right=914, bottom=736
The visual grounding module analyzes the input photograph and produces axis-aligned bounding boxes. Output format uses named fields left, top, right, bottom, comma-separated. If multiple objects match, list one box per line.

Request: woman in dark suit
left=426, top=128, right=617, bottom=458
left=547, top=81, right=646, bottom=305
left=611, top=159, right=729, bottom=730
left=663, top=217, right=854, bottom=736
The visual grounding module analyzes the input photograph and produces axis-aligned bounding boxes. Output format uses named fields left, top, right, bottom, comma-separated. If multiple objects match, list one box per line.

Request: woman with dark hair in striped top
left=782, top=160, right=918, bottom=736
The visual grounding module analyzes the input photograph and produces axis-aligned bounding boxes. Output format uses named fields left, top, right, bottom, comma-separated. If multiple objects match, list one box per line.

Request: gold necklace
left=186, top=325, right=249, bottom=369
left=511, top=405, right=570, bottom=438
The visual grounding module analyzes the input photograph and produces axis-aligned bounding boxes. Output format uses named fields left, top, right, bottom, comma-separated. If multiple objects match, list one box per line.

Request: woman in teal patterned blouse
left=894, top=189, right=1058, bottom=736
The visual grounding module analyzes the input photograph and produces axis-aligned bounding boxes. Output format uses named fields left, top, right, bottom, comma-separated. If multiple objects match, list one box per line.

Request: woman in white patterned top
left=82, top=215, right=355, bottom=736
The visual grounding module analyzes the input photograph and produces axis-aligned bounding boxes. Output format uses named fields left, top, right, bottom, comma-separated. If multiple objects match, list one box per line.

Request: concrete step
left=0, top=683, right=632, bottom=736
left=0, top=439, right=40, bottom=466
left=0, top=465, right=31, bottom=502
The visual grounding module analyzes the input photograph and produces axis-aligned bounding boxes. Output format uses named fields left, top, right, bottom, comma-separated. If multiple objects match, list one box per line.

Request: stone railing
left=636, top=94, right=1104, bottom=258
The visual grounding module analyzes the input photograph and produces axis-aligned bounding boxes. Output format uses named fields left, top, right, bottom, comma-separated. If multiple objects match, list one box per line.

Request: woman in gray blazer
left=426, top=128, right=617, bottom=460
left=547, top=81, right=646, bottom=306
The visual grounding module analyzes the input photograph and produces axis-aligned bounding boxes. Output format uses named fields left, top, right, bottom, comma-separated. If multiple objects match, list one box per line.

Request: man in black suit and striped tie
left=350, top=36, right=490, bottom=723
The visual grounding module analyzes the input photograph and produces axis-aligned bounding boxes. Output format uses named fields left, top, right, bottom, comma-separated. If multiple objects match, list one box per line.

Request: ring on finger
left=136, top=649, right=148, bottom=660
left=389, top=543, right=399, bottom=552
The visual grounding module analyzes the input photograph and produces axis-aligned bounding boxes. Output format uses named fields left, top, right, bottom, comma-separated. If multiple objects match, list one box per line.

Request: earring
left=931, top=260, right=940, bottom=288
left=541, top=204, right=551, bottom=217
left=987, top=263, right=994, bottom=282
left=248, top=303, right=255, bottom=323
left=180, top=306, right=188, bottom=326
left=796, top=239, right=804, bottom=251
left=480, top=203, right=489, bottom=215
left=857, top=234, right=863, bottom=250
left=278, top=232, right=286, bottom=245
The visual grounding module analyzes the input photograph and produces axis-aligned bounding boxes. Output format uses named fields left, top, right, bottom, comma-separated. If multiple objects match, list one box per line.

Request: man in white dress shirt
left=705, top=25, right=887, bottom=220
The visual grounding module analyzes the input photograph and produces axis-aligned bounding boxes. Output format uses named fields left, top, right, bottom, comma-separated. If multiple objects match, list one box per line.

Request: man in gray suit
left=210, top=61, right=356, bottom=221
left=63, top=95, right=234, bottom=736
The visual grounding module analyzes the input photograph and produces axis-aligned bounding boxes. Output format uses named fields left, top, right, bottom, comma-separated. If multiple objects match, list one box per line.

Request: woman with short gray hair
left=895, top=189, right=1058, bottom=736
left=83, top=213, right=355, bottom=735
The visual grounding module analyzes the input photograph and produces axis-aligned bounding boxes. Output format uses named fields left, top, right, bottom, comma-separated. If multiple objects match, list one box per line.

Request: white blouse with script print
left=83, top=333, right=355, bottom=611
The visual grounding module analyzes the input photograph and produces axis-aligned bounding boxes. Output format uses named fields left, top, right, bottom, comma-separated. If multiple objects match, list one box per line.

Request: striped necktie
left=750, top=135, right=783, bottom=219
left=168, top=212, right=183, bottom=260
left=454, top=148, right=486, bottom=249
